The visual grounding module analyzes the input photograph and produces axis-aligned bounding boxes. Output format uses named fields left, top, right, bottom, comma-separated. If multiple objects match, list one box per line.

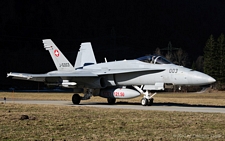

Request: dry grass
left=1, top=91, right=225, bottom=106
left=0, top=92, right=73, bottom=101
left=0, top=103, right=225, bottom=140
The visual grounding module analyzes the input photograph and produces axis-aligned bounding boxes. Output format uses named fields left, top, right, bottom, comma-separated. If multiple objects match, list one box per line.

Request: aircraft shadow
left=151, top=102, right=225, bottom=108
left=79, top=101, right=225, bottom=109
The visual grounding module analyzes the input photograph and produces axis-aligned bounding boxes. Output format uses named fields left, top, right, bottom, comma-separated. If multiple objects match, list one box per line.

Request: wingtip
left=7, top=72, right=11, bottom=77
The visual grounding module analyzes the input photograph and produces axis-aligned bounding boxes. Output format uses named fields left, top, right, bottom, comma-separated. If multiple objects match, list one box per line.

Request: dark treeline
left=1, top=1, right=225, bottom=89
left=203, top=34, right=225, bottom=89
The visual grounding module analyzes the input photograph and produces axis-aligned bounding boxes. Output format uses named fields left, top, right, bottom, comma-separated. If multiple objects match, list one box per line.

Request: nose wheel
left=148, top=98, right=154, bottom=106
left=141, top=98, right=148, bottom=106
left=141, top=98, right=154, bottom=106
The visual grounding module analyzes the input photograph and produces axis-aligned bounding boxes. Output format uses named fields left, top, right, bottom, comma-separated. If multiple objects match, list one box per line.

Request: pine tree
left=173, top=48, right=188, bottom=66
left=217, top=33, right=225, bottom=83
left=191, top=61, right=196, bottom=70
left=196, top=56, right=204, bottom=72
left=203, top=35, right=216, bottom=77
left=154, top=47, right=161, bottom=56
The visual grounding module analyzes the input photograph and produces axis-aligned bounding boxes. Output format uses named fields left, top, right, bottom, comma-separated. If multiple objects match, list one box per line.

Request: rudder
left=74, top=42, right=97, bottom=69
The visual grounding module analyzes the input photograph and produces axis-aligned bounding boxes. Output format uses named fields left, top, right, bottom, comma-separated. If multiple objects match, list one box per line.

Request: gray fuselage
left=77, top=59, right=215, bottom=88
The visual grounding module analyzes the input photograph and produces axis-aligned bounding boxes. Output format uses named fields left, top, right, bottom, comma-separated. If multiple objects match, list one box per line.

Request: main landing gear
left=72, top=89, right=93, bottom=105
left=107, top=98, right=116, bottom=104
left=72, top=94, right=81, bottom=104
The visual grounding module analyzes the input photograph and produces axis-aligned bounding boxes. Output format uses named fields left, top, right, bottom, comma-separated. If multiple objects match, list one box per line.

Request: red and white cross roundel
left=54, top=50, right=59, bottom=57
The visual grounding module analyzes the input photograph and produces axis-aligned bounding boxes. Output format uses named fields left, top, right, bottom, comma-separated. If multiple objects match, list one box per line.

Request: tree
left=217, top=33, right=225, bottom=83
left=165, top=52, right=173, bottom=63
left=173, top=48, right=188, bottom=66
left=154, top=47, right=161, bottom=56
left=195, top=56, right=204, bottom=72
left=191, top=61, right=196, bottom=70
left=203, top=35, right=216, bottom=78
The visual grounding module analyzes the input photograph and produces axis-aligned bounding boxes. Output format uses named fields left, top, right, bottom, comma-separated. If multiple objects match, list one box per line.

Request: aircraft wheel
left=148, top=98, right=154, bottom=106
left=141, top=98, right=148, bottom=106
left=72, top=94, right=81, bottom=105
left=107, top=98, right=116, bottom=104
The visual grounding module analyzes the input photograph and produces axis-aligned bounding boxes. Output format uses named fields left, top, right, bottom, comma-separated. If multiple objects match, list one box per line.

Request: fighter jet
left=7, top=39, right=216, bottom=106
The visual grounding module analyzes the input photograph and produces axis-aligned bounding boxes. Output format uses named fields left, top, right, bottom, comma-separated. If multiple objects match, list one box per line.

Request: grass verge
left=0, top=103, right=225, bottom=140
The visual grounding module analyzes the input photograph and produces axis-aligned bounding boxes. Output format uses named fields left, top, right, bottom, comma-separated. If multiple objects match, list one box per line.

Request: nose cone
left=187, top=71, right=216, bottom=85
left=207, top=77, right=216, bottom=84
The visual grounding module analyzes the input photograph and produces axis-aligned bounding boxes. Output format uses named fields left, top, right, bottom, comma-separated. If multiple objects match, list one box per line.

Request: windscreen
left=136, top=55, right=172, bottom=64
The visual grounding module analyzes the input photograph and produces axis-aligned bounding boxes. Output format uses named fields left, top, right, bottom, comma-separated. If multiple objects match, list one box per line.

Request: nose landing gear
left=133, top=85, right=157, bottom=106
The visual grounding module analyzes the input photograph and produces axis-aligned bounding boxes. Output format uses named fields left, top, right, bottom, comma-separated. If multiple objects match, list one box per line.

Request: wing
left=7, top=68, right=164, bottom=80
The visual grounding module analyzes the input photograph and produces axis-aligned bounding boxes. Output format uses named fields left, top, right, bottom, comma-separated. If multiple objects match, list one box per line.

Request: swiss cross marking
left=54, top=50, right=59, bottom=57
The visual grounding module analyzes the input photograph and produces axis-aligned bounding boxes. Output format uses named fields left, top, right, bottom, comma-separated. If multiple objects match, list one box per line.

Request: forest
left=1, top=1, right=225, bottom=90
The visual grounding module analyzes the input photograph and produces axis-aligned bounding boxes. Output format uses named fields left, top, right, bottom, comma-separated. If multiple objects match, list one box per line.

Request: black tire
left=107, top=98, right=116, bottom=104
left=141, top=98, right=148, bottom=106
left=148, top=98, right=154, bottom=106
left=72, top=94, right=81, bottom=105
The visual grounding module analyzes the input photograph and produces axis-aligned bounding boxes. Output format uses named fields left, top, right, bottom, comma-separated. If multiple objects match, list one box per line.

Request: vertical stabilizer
left=43, top=39, right=74, bottom=71
left=74, top=42, right=97, bottom=69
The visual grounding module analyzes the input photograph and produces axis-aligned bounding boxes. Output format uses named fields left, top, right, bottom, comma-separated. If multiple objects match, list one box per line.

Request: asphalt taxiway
left=5, top=100, right=225, bottom=113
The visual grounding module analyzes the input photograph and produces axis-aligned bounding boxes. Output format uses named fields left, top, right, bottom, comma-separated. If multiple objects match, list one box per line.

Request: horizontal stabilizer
left=7, top=71, right=98, bottom=81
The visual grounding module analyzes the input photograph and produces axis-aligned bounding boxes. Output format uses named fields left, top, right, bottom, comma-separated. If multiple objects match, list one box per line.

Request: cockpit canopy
left=136, top=55, right=172, bottom=64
